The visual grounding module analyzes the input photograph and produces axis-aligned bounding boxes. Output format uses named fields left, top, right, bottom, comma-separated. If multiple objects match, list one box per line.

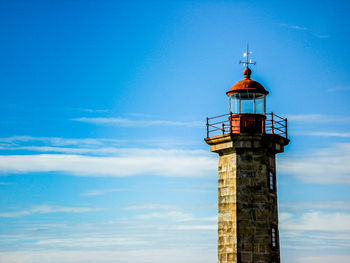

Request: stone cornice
left=204, top=133, right=290, bottom=154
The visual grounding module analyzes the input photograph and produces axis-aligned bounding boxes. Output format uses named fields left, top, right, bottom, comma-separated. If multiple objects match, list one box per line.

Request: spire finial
left=239, top=44, right=256, bottom=79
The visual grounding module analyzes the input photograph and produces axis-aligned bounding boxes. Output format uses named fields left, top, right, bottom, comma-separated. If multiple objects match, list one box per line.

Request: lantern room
left=205, top=48, right=288, bottom=139
left=226, top=67, right=269, bottom=133
left=227, top=67, right=268, bottom=114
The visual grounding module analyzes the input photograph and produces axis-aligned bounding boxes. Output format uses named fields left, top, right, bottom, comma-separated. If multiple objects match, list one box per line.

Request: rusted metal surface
left=206, top=112, right=288, bottom=139
left=230, top=113, right=266, bottom=134
left=226, top=78, right=269, bottom=96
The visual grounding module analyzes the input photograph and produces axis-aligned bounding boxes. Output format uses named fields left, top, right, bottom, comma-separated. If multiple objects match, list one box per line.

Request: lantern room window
left=268, top=169, right=276, bottom=193
left=271, top=224, right=279, bottom=249
left=230, top=93, right=266, bottom=114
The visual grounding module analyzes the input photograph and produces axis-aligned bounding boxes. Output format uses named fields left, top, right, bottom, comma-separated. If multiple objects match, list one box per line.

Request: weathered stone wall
left=235, top=148, right=279, bottom=263
left=218, top=150, right=237, bottom=263
left=205, top=134, right=289, bottom=263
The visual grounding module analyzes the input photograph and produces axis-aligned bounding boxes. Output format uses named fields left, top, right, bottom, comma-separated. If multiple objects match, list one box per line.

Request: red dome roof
left=226, top=67, right=269, bottom=96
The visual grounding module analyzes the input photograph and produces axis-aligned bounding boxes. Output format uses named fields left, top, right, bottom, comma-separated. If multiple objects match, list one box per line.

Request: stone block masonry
left=205, top=133, right=289, bottom=263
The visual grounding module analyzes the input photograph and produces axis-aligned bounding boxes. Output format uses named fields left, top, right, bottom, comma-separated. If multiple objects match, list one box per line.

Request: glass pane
left=255, top=97, right=265, bottom=114
left=269, top=171, right=274, bottom=190
left=254, top=93, right=265, bottom=99
left=241, top=99, right=254, bottom=113
left=231, top=94, right=240, bottom=113
left=240, top=92, right=254, bottom=100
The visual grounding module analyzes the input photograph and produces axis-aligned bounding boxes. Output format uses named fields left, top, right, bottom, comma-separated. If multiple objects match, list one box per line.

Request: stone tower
left=205, top=52, right=289, bottom=263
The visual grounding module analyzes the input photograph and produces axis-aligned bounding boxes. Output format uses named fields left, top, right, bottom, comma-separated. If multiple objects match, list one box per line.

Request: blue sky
left=0, top=1, right=350, bottom=262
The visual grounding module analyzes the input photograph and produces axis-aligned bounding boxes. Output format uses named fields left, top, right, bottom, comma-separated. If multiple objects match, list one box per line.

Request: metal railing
left=265, top=112, right=288, bottom=138
left=206, top=112, right=288, bottom=139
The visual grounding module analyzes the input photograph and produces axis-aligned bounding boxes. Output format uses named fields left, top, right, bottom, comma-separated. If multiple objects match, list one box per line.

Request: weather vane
left=239, top=44, right=256, bottom=67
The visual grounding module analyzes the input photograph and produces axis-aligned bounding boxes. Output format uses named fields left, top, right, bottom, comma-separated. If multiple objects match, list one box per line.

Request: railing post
left=285, top=118, right=288, bottom=139
left=271, top=112, right=274, bottom=134
left=206, top=117, right=209, bottom=138
left=229, top=112, right=232, bottom=134
left=262, top=118, right=265, bottom=134
left=222, top=123, right=225, bottom=135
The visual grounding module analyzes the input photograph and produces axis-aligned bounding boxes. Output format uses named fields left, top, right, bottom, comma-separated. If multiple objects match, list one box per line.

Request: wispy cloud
left=6, top=146, right=125, bottom=155
left=280, top=23, right=308, bottom=31
left=288, top=114, right=350, bottom=123
left=280, top=201, right=350, bottom=212
left=279, top=23, right=330, bottom=39
left=4, top=146, right=209, bottom=156
left=134, top=210, right=217, bottom=223
left=0, top=206, right=215, bottom=262
left=0, top=136, right=198, bottom=149
left=175, top=225, right=217, bottom=230
left=0, top=136, right=121, bottom=147
left=0, top=135, right=215, bottom=177
left=288, top=114, right=350, bottom=137
left=295, top=255, right=350, bottom=263
left=293, top=131, right=350, bottom=138
left=72, top=117, right=202, bottom=127
left=35, top=236, right=150, bottom=247
left=135, top=211, right=195, bottom=221
left=0, top=248, right=215, bottom=263
left=278, top=143, right=350, bottom=184
left=82, top=188, right=124, bottom=196
left=0, top=205, right=98, bottom=218
left=279, top=211, right=350, bottom=256
left=0, top=149, right=216, bottom=177
left=280, top=211, right=350, bottom=231
left=124, top=204, right=177, bottom=211
left=78, top=108, right=109, bottom=113
left=126, top=113, right=154, bottom=118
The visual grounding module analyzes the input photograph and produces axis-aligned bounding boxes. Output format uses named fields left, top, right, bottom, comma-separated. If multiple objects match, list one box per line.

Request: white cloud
left=0, top=136, right=216, bottom=178
left=278, top=143, right=350, bottom=184
left=295, top=255, right=350, bottom=263
left=124, top=204, right=177, bottom=210
left=279, top=211, right=350, bottom=254
left=81, top=188, right=124, bottom=196
left=6, top=146, right=125, bottom=155
left=0, top=136, right=120, bottom=147
left=279, top=24, right=330, bottom=39
left=78, top=108, right=109, bottom=113
left=280, top=211, right=350, bottom=231
left=0, top=136, right=198, bottom=149
left=0, top=205, right=98, bottom=218
left=288, top=114, right=350, bottom=123
left=35, top=237, right=150, bottom=247
left=0, top=214, right=217, bottom=261
left=294, top=131, right=350, bottom=138
left=135, top=211, right=195, bottom=221
left=175, top=225, right=217, bottom=230
left=126, top=113, right=154, bottom=118
left=280, top=23, right=308, bottom=31
left=0, top=248, right=216, bottom=263
left=72, top=117, right=202, bottom=127
left=134, top=210, right=216, bottom=223
left=280, top=201, right=350, bottom=212
left=0, top=149, right=216, bottom=177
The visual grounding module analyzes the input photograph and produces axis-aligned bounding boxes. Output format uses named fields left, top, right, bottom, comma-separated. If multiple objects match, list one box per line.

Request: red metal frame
left=206, top=112, right=288, bottom=139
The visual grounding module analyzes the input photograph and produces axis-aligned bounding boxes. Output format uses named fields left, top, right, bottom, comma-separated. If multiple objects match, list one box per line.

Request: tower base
left=205, top=133, right=289, bottom=263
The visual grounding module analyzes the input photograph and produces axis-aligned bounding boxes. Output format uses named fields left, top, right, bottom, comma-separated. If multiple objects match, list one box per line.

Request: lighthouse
left=205, top=48, right=289, bottom=263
